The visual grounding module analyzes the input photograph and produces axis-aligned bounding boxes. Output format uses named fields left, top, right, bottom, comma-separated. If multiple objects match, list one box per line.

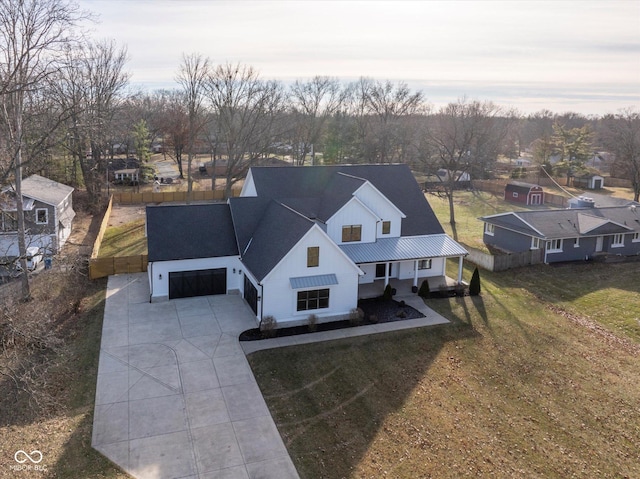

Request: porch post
left=384, top=262, right=390, bottom=287
left=457, top=256, right=464, bottom=284
left=413, top=260, right=419, bottom=287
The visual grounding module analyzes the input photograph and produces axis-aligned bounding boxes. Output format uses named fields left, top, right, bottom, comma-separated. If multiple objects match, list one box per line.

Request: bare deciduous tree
left=176, top=53, right=210, bottom=203
left=288, top=76, right=345, bottom=166
left=601, top=108, right=640, bottom=201
left=205, top=63, right=286, bottom=198
left=52, top=39, right=129, bottom=205
left=0, top=0, right=86, bottom=300
left=422, top=98, right=508, bottom=228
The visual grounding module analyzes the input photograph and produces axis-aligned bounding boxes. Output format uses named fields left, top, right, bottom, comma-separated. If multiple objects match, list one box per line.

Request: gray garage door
left=169, top=268, right=227, bottom=299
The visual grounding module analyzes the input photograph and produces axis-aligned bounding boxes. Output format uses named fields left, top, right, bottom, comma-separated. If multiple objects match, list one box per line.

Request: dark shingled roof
left=146, top=203, right=239, bottom=262
left=481, top=205, right=640, bottom=239
left=239, top=201, right=315, bottom=281
left=248, top=164, right=444, bottom=236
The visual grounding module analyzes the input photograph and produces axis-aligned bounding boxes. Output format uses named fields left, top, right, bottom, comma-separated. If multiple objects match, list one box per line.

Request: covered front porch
left=358, top=276, right=460, bottom=300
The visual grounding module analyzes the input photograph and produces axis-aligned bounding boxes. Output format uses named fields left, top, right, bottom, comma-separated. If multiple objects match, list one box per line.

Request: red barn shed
left=504, top=182, right=544, bottom=206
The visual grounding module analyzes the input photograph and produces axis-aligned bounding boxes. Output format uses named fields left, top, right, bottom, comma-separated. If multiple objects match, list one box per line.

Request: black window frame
left=296, top=288, right=330, bottom=311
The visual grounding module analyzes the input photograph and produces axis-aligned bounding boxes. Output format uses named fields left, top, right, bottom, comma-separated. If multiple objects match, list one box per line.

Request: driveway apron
left=92, top=273, right=299, bottom=479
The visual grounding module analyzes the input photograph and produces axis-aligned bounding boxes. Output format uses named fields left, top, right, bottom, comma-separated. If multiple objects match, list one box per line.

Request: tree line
left=2, top=0, right=639, bottom=299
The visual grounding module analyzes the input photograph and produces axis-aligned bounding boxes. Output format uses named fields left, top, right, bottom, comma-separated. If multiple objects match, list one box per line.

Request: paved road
left=153, top=157, right=181, bottom=182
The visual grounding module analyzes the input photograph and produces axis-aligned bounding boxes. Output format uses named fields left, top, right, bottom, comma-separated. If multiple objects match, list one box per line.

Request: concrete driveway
left=92, top=273, right=299, bottom=479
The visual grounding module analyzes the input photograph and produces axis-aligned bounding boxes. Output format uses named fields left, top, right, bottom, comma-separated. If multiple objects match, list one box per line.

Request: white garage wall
left=148, top=256, right=242, bottom=302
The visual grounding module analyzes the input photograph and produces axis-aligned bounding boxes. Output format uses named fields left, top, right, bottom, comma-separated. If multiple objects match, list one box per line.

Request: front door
left=375, top=263, right=392, bottom=278
left=595, top=236, right=603, bottom=252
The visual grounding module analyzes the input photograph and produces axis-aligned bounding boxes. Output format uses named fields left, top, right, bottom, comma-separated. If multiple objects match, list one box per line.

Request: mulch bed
left=239, top=298, right=425, bottom=341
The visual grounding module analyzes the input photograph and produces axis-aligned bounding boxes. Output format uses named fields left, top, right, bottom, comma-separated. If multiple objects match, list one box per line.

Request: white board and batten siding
left=260, top=225, right=360, bottom=326
left=326, top=197, right=378, bottom=245
left=353, top=182, right=405, bottom=238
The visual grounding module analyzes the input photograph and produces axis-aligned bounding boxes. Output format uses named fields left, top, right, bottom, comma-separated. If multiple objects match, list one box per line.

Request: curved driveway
left=92, top=273, right=298, bottom=479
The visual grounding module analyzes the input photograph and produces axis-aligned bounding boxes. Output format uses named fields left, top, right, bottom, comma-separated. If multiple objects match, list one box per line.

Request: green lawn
left=426, top=190, right=543, bottom=251
left=249, top=263, right=640, bottom=478
left=249, top=191, right=640, bottom=478
left=99, top=218, right=147, bottom=257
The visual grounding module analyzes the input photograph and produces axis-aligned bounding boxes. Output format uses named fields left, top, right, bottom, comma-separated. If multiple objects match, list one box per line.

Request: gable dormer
left=326, top=195, right=379, bottom=244
left=351, top=180, right=406, bottom=238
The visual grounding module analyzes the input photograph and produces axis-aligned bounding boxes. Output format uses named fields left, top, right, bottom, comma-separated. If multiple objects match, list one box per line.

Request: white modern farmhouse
left=146, top=165, right=467, bottom=327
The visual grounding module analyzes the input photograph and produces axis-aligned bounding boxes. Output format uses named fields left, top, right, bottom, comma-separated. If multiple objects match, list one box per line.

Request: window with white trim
left=418, top=259, right=432, bottom=270
left=633, top=232, right=640, bottom=243
left=612, top=234, right=624, bottom=247
left=531, top=237, right=541, bottom=249
left=296, top=288, right=330, bottom=311
left=35, top=208, right=48, bottom=224
left=573, top=237, right=580, bottom=248
left=484, top=223, right=495, bottom=236
left=546, top=238, right=563, bottom=252
left=512, top=192, right=519, bottom=198
left=381, top=220, right=391, bottom=235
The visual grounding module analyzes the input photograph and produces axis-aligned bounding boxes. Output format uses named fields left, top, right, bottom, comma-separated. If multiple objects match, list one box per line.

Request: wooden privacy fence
left=112, top=188, right=241, bottom=204
left=91, top=195, right=113, bottom=259
left=466, top=245, right=545, bottom=272
left=89, top=194, right=149, bottom=279
left=89, top=255, right=148, bottom=280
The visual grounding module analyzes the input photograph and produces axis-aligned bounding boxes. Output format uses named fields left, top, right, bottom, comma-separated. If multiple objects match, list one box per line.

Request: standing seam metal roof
left=339, top=234, right=468, bottom=264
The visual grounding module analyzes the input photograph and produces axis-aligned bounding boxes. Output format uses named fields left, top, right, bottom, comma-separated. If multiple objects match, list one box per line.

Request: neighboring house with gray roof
left=480, top=204, right=640, bottom=264
left=146, top=164, right=468, bottom=328
left=0, top=174, right=75, bottom=259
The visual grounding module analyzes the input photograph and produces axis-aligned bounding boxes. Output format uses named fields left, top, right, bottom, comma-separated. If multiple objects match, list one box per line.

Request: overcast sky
left=78, top=0, right=640, bottom=116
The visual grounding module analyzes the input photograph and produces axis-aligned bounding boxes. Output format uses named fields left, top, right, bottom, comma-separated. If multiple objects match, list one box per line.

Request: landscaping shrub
left=469, top=267, right=481, bottom=296
left=307, top=313, right=318, bottom=332
left=260, top=315, right=277, bottom=338
left=369, top=314, right=378, bottom=323
left=349, top=307, right=364, bottom=326
left=383, top=283, right=393, bottom=301
left=418, top=279, right=431, bottom=299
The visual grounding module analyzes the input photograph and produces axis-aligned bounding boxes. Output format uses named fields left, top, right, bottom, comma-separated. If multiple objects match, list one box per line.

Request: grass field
left=249, top=262, right=640, bottom=478
left=249, top=191, right=640, bottom=479
left=99, top=218, right=147, bottom=257
left=426, top=191, right=532, bottom=251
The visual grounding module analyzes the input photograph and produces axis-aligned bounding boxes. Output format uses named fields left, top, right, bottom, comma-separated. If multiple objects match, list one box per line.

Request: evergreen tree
left=418, top=279, right=431, bottom=299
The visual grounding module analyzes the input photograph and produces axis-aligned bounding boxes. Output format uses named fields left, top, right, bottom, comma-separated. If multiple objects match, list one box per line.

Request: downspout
left=149, top=262, right=153, bottom=303
left=259, top=282, right=264, bottom=324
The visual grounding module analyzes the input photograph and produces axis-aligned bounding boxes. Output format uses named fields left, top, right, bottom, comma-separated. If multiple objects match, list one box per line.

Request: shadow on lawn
left=248, top=317, right=480, bottom=479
